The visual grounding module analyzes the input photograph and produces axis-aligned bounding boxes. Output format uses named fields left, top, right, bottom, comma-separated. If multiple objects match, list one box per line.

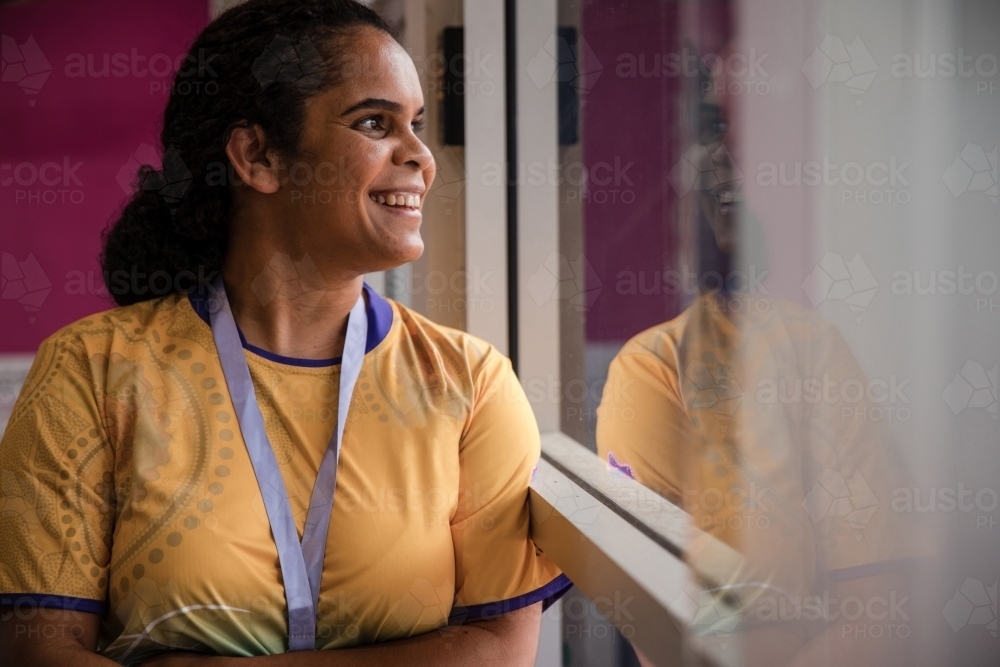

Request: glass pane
left=553, top=0, right=999, bottom=665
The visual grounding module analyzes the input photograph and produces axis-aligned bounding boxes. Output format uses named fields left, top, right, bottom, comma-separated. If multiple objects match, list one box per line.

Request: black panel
left=442, top=26, right=464, bottom=146
left=557, top=26, right=579, bottom=146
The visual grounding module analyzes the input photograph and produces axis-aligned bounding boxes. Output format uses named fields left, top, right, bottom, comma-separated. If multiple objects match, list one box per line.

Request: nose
left=394, top=129, right=434, bottom=172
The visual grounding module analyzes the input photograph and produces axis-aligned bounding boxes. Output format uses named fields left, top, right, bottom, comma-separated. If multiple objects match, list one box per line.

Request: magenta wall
left=1, top=0, right=208, bottom=353
left=580, top=0, right=733, bottom=342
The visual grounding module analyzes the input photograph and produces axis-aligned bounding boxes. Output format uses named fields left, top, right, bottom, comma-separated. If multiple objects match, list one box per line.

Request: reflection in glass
left=597, top=105, right=918, bottom=665
left=553, top=1, right=996, bottom=665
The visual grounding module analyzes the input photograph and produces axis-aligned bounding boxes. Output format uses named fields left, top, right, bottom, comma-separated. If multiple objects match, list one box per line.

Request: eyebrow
left=340, top=98, right=425, bottom=117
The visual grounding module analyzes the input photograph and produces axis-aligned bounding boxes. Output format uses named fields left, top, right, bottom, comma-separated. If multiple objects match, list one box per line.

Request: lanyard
left=208, top=277, right=368, bottom=651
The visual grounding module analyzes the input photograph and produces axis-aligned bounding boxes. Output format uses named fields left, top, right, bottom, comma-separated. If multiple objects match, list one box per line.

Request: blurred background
left=2, top=0, right=998, bottom=665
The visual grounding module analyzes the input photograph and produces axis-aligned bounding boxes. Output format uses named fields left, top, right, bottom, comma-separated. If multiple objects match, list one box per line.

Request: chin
left=370, top=237, right=424, bottom=272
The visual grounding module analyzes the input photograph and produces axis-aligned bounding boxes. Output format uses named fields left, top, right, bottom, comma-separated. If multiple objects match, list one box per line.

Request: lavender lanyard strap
left=209, top=278, right=367, bottom=651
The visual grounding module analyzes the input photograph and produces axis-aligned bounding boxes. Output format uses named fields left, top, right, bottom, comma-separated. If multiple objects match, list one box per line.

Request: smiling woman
left=0, top=1, right=570, bottom=666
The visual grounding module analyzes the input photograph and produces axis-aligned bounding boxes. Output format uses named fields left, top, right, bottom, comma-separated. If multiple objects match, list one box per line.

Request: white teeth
left=370, top=193, right=421, bottom=208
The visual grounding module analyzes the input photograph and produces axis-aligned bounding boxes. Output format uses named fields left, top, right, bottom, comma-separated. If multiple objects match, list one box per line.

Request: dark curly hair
left=101, top=0, right=393, bottom=306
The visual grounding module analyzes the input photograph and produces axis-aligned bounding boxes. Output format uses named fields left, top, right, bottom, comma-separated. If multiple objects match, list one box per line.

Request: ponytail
left=100, top=0, right=393, bottom=306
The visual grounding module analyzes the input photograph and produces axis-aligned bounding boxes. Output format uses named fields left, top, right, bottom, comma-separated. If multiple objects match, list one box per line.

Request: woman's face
left=696, top=142, right=741, bottom=257
left=275, top=27, right=434, bottom=275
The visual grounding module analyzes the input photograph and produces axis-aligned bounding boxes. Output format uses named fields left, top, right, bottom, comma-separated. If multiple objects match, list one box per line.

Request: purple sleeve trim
left=541, top=574, right=573, bottom=610
left=607, top=452, right=636, bottom=479
left=0, top=593, right=106, bottom=615
left=448, top=574, right=573, bottom=623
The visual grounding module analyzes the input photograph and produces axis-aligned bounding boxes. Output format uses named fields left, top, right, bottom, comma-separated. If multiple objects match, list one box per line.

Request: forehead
left=329, top=27, right=423, bottom=107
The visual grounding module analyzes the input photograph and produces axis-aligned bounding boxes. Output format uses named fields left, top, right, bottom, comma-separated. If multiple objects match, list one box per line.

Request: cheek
left=299, top=140, right=382, bottom=197
left=351, top=163, right=382, bottom=195
left=348, top=144, right=392, bottom=189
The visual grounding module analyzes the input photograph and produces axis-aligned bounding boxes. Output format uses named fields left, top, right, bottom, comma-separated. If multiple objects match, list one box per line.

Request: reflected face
left=280, top=27, right=435, bottom=274
left=697, top=142, right=741, bottom=256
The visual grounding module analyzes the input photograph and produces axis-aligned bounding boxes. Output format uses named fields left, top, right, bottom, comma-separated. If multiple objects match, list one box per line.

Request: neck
left=221, top=235, right=365, bottom=361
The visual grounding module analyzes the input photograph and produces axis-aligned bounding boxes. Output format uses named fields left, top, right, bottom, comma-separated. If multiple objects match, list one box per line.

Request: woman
left=595, top=97, right=914, bottom=666
left=0, top=1, right=569, bottom=664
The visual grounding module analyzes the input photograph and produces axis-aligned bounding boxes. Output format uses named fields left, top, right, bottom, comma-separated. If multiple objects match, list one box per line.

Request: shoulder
left=743, top=298, right=850, bottom=367
left=378, top=300, right=521, bottom=432
left=7, top=295, right=198, bottom=439
left=751, top=297, right=839, bottom=334
left=37, top=293, right=200, bottom=360
left=612, top=303, right=697, bottom=371
left=25, top=294, right=208, bottom=404
left=386, top=299, right=508, bottom=384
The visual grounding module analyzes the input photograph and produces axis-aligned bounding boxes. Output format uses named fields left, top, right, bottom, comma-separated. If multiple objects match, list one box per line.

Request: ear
left=225, top=125, right=282, bottom=194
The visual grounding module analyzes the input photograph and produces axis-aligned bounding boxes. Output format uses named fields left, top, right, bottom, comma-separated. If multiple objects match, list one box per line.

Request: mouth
left=368, top=190, right=423, bottom=212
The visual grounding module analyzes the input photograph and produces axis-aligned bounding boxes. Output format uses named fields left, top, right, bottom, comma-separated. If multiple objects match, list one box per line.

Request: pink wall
left=580, top=0, right=734, bottom=342
left=580, top=0, right=683, bottom=342
left=1, top=0, right=208, bottom=353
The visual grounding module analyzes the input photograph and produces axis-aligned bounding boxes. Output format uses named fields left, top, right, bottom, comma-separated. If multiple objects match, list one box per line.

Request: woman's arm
left=1, top=602, right=542, bottom=667
left=0, top=609, right=118, bottom=667
left=142, top=602, right=542, bottom=667
left=313, top=602, right=542, bottom=667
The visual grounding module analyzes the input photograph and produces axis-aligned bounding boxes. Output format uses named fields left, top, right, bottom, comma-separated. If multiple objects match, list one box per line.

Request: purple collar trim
left=188, top=283, right=393, bottom=367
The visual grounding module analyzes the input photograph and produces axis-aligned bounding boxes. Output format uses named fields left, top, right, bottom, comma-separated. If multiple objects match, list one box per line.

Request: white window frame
left=461, top=1, right=743, bottom=665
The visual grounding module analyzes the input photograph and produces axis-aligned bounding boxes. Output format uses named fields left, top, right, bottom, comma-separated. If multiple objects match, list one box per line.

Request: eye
left=356, top=115, right=387, bottom=133
left=412, top=117, right=426, bottom=132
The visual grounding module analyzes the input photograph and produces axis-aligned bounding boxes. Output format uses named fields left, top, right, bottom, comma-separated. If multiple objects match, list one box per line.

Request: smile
left=368, top=192, right=422, bottom=210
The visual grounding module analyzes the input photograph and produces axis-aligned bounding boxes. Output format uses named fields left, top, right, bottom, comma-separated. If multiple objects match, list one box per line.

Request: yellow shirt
left=596, top=293, right=910, bottom=606
left=0, top=286, right=568, bottom=664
